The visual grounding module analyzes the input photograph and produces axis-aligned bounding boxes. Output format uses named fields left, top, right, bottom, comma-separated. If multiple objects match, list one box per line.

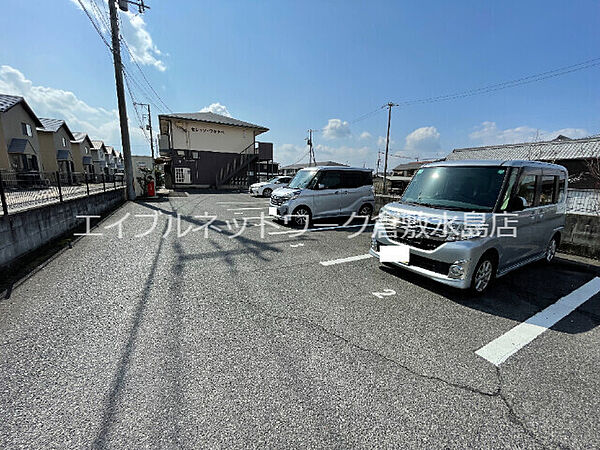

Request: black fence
left=0, top=170, right=125, bottom=215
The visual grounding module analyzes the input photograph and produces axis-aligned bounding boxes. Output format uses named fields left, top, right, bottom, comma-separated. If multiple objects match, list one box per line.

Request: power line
left=394, top=57, right=600, bottom=107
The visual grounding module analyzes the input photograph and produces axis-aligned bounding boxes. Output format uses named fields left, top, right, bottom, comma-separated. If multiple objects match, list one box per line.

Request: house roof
left=446, top=136, right=600, bottom=162
left=91, top=140, right=106, bottom=151
left=0, top=94, right=43, bottom=127
left=280, top=160, right=348, bottom=170
left=392, top=160, right=439, bottom=171
left=71, top=131, right=91, bottom=144
left=37, top=118, right=75, bottom=140
left=159, top=112, right=269, bottom=133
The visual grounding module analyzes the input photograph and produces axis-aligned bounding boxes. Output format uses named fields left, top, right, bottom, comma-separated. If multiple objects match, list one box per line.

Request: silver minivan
left=370, top=160, right=568, bottom=294
left=269, top=166, right=375, bottom=226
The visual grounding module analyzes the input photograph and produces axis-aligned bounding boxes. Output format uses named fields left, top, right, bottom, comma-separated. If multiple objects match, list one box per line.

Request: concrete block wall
left=0, top=189, right=125, bottom=267
left=561, top=214, right=600, bottom=259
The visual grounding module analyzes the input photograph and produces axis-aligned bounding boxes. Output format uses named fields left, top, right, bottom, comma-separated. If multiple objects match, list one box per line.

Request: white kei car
left=249, top=176, right=292, bottom=197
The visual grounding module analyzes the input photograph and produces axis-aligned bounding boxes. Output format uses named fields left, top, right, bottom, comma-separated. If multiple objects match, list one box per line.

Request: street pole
left=109, top=0, right=136, bottom=200
left=134, top=102, right=155, bottom=166
left=382, top=102, right=396, bottom=194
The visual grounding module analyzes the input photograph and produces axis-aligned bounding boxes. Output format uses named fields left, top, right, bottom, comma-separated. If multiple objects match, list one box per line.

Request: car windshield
left=288, top=169, right=318, bottom=189
left=401, top=166, right=507, bottom=212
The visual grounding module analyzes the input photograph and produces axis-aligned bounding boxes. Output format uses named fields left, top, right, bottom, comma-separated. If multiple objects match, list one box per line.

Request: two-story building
left=105, top=146, right=116, bottom=175
left=158, top=112, right=270, bottom=188
left=37, top=118, right=76, bottom=180
left=91, top=140, right=108, bottom=176
left=0, top=94, right=44, bottom=173
left=71, top=132, right=95, bottom=175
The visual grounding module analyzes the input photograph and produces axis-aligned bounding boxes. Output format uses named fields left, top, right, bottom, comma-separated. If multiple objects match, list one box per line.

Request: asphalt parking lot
left=1, top=192, right=599, bottom=448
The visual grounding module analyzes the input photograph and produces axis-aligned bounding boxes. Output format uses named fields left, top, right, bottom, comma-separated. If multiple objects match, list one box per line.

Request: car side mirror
left=317, top=184, right=325, bottom=190
left=507, top=196, right=527, bottom=212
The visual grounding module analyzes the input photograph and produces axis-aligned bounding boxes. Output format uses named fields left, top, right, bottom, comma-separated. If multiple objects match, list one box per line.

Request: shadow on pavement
left=379, top=260, right=599, bottom=334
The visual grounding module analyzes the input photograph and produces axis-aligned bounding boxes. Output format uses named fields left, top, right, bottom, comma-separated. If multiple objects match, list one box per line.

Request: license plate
left=380, top=244, right=410, bottom=264
left=268, top=206, right=277, bottom=216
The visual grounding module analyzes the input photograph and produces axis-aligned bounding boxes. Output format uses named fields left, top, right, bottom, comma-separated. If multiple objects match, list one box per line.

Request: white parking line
left=216, top=201, right=267, bottom=205
left=320, top=254, right=373, bottom=266
left=475, top=277, right=600, bottom=366
left=226, top=207, right=266, bottom=211
left=269, top=223, right=374, bottom=235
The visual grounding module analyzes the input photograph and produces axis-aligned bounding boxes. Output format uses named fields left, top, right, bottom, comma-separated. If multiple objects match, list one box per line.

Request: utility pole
left=134, top=102, right=155, bottom=161
left=382, top=102, right=397, bottom=194
left=306, top=129, right=317, bottom=166
left=375, top=149, right=382, bottom=176
left=109, top=0, right=150, bottom=200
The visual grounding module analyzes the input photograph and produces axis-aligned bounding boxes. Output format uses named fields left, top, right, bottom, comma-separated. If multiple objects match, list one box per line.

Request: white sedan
left=249, top=176, right=292, bottom=197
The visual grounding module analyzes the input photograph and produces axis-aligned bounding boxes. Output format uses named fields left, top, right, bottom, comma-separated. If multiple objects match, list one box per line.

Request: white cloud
left=403, top=126, right=441, bottom=157
left=69, top=0, right=166, bottom=72
left=199, top=102, right=231, bottom=117
left=469, top=121, right=588, bottom=146
left=0, top=65, right=148, bottom=151
left=377, top=135, right=395, bottom=148
left=276, top=142, right=374, bottom=168
left=359, top=131, right=372, bottom=140
left=322, top=118, right=351, bottom=140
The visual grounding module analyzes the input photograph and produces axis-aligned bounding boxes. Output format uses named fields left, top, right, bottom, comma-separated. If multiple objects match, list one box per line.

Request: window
left=84, top=146, right=89, bottom=154
left=192, top=151, right=199, bottom=159
left=539, top=176, right=557, bottom=205
left=174, top=167, right=191, bottom=184
left=21, top=122, right=32, bottom=136
left=500, top=168, right=520, bottom=211
left=557, top=178, right=566, bottom=203
left=62, top=137, right=67, bottom=147
left=341, top=171, right=363, bottom=188
left=317, top=170, right=342, bottom=189
left=516, top=175, right=536, bottom=208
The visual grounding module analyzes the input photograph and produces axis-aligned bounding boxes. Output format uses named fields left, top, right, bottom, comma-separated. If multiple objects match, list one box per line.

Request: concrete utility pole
left=382, top=102, right=397, bottom=194
left=109, top=0, right=140, bottom=200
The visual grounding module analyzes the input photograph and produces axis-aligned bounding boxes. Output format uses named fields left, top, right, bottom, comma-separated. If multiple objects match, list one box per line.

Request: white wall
left=168, top=119, right=255, bottom=154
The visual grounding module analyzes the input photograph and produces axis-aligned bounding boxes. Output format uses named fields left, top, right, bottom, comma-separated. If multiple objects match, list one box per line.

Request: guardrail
left=0, top=170, right=125, bottom=216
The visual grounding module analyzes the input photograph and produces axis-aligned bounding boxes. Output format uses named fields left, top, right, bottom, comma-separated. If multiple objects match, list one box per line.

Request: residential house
left=91, top=140, right=108, bottom=175
left=37, top=118, right=76, bottom=179
left=392, top=160, right=440, bottom=177
left=71, top=132, right=95, bottom=175
left=279, top=161, right=347, bottom=177
left=445, top=135, right=600, bottom=189
left=158, top=112, right=270, bottom=188
left=105, top=146, right=116, bottom=175
left=115, top=151, right=124, bottom=172
left=0, top=94, right=43, bottom=173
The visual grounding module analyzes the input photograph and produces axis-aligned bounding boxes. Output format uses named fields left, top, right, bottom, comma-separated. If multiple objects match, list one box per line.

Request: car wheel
left=262, top=188, right=272, bottom=198
left=545, top=235, right=558, bottom=263
left=292, top=206, right=311, bottom=228
left=470, top=255, right=496, bottom=295
left=358, top=204, right=373, bottom=218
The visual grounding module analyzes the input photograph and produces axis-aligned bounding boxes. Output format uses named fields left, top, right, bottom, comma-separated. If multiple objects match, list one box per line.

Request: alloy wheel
left=474, top=260, right=493, bottom=293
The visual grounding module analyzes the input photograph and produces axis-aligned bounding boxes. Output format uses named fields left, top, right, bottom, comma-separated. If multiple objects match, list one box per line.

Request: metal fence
left=0, top=170, right=125, bottom=216
left=566, top=189, right=600, bottom=216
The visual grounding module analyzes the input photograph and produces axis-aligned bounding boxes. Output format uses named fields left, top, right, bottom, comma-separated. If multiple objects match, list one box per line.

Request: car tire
left=544, top=235, right=559, bottom=264
left=292, top=206, right=312, bottom=228
left=358, top=204, right=373, bottom=218
left=470, top=254, right=496, bottom=295
left=262, top=188, right=272, bottom=198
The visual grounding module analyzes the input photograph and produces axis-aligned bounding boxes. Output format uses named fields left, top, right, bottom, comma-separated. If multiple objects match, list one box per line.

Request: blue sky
left=1, top=0, right=599, bottom=168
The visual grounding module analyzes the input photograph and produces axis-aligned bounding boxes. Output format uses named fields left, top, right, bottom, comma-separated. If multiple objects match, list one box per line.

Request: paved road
left=1, top=193, right=599, bottom=448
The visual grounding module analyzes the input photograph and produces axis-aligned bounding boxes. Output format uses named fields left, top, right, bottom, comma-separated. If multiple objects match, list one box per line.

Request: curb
left=0, top=200, right=129, bottom=300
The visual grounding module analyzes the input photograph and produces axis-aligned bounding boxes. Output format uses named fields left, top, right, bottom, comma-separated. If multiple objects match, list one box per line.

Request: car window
left=500, top=168, right=520, bottom=211
left=516, top=174, right=536, bottom=208
left=539, top=176, right=557, bottom=205
left=557, top=177, right=566, bottom=203
left=341, top=171, right=361, bottom=188
left=318, top=171, right=342, bottom=189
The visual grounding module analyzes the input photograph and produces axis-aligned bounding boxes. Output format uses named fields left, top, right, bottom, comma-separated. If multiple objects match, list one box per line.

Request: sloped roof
left=447, top=136, right=600, bottom=162
left=71, top=131, right=90, bottom=143
left=91, top=140, right=106, bottom=151
left=38, top=118, right=75, bottom=140
left=281, top=160, right=348, bottom=170
left=160, top=112, right=268, bottom=133
left=0, top=94, right=43, bottom=126
left=393, top=160, right=440, bottom=171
